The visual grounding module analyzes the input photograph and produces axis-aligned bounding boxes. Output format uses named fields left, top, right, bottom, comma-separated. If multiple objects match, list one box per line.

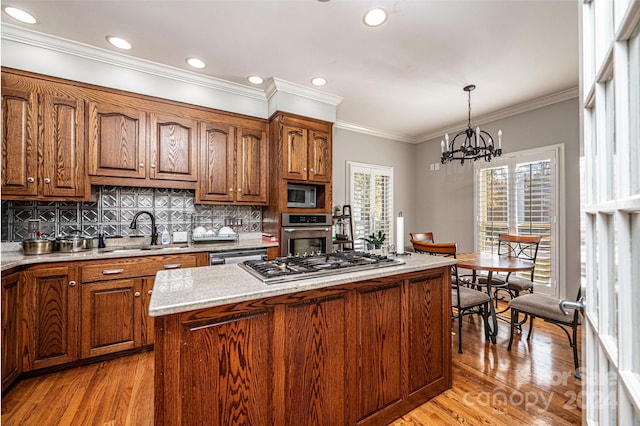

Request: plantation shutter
left=347, top=162, right=394, bottom=251
left=474, top=146, right=560, bottom=294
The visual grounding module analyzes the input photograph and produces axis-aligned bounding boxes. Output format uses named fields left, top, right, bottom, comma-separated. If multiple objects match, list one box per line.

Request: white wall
left=413, top=98, right=581, bottom=298
left=332, top=128, right=416, bottom=246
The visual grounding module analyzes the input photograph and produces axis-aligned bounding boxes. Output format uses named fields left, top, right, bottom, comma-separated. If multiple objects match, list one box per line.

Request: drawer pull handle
left=163, top=263, right=182, bottom=269
left=102, top=269, right=124, bottom=275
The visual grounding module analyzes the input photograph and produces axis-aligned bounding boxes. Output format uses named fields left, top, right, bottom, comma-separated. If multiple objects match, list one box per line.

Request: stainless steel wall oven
left=280, top=213, right=332, bottom=256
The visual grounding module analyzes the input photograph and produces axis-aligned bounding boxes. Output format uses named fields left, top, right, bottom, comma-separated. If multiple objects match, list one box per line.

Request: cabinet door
left=149, top=113, right=198, bottom=182
left=283, top=295, right=347, bottom=425
left=81, top=278, right=142, bottom=358
left=41, top=94, right=85, bottom=198
left=283, top=125, right=308, bottom=180
left=308, top=130, right=331, bottom=183
left=236, top=126, right=268, bottom=204
left=22, top=266, right=78, bottom=370
left=88, top=101, right=146, bottom=178
left=355, top=282, right=402, bottom=422
left=2, top=272, right=21, bottom=391
left=406, top=273, right=449, bottom=393
left=198, top=122, right=235, bottom=202
left=1, top=87, right=37, bottom=197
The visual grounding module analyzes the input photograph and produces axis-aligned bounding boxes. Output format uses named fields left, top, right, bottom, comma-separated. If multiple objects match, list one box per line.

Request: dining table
left=456, top=253, right=535, bottom=344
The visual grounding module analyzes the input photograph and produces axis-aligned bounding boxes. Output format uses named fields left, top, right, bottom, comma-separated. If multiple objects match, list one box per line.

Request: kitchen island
left=150, top=254, right=455, bottom=425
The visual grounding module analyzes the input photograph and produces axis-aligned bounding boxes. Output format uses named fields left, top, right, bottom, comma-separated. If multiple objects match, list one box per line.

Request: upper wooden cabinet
left=1, top=73, right=87, bottom=200
left=149, top=113, right=198, bottom=182
left=88, top=99, right=198, bottom=186
left=88, top=100, right=146, bottom=179
left=281, top=122, right=331, bottom=183
left=197, top=119, right=268, bottom=205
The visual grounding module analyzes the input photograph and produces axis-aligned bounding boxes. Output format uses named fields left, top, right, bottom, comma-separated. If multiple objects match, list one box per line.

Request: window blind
left=348, top=162, right=394, bottom=251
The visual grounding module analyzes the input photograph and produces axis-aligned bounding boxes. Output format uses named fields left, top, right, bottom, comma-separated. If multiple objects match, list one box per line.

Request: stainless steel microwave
left=287, top=184, right=316, bottom=208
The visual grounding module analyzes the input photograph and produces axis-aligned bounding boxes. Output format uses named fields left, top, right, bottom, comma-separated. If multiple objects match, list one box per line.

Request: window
left=347, top=162, right=393, bottom=251
left=474, top=145, right=563, bottom=296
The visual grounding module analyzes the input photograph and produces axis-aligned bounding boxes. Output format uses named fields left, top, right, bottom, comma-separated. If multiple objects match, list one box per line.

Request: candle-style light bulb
left=441, top=140, right=445, bottom=153
left=445, top=133, right=450, bottom=151
left=475, top=127, right=480, bottom=147
left=498, top=130, right=502, bottom=149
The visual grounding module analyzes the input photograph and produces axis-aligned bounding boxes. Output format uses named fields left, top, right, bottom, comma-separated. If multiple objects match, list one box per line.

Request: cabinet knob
left=229, top=188, right=234, bottom=192
left=68, top=281, right=76, bottom=287
left=148, top=290, right=153, bottom=295
left=27, top=177, right=35, bottom=183
left=310, top=168, right=315, bottom=173
left=151, top=164, right=156, bottom=169
left=44, top=178, right=51, bottom=184
left=303, top=167, right=307, bottom=172
left=139, top=163, right=144, bottom=168
left=237, top=188, right=242, bottom=193
left=134, top=292, right=141, bottom=297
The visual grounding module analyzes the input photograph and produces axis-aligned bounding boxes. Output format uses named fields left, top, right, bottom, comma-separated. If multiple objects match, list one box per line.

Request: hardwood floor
left=2, top=306, right=582, bottom=425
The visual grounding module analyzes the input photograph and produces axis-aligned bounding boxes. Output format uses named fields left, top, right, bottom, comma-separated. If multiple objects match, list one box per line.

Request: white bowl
left=193, top=226, right=207, bottom=236
left=218, top=226, right=236, bottom=236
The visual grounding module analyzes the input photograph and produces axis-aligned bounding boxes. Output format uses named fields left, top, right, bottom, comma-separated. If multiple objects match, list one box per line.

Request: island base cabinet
left=154, top=267, right=451, bottom=425
left=2, top=272, right=21, bottom=392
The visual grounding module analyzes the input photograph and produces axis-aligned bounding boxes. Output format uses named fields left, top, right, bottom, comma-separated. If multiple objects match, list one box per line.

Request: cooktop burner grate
left=239, top=251, right=404, bottom=284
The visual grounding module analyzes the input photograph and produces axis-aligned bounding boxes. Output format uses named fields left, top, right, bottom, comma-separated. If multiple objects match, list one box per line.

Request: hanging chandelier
left=440, top=84, right=502, bottom=165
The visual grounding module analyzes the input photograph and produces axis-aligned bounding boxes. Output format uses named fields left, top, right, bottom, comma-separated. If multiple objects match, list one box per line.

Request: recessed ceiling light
left=363, top=8, right=388, bottom=27
left=186, top=57, right=206, bottom=69
left=311, top=77, right=327, bottom=86
left=248, top=75, right=264, bottom=85
left=3, top=6, right=37, bottom=24
left=106, top=36, right=132, bottom=50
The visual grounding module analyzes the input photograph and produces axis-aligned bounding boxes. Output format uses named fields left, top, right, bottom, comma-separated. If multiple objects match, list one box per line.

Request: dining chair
left=477, top=234, right=542, bottom=301
left=507, top=288, right=583, bottom=378
left=410, top=232, right=434, bottom=252
left=414, top=241, right=490, bottom=354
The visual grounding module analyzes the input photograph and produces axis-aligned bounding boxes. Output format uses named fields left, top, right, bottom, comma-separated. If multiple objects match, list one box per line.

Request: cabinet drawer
left=81, top=254, right=198, bottom=282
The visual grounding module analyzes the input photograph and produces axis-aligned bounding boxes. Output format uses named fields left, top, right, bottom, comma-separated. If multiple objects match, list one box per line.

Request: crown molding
left=333, top=121, right=417, bottom=144
left=417, top=87, right=579, bottom=143
left=1, top=24, right=266, bottom=100
left=265, top=77, right=343, bottom=106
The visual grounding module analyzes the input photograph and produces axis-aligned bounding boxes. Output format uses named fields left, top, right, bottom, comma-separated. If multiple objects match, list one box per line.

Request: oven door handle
left=283, top=227, right=331, bottom=233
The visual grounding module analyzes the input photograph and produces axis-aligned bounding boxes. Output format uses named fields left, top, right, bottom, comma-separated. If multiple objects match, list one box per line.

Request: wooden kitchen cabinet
left=1, top=73, right=87, bottom=200
left=80, top=253, right=202, bottom=357
left=88, top=99, right=147, bottom=179
left=149, top=112, right=198, bottom=182
left=22, top=265, right=79, bottom=371
left=275, top=113, right=331, bottom=183
left=80, top=277, right=142, bottom=358
left=197, top=118, right=268, bottom=204
left=2, top=271, right=22, bottom=392
left=88, top=96, right=198, bottom=188
left=155, top=267, right=451, bottom=425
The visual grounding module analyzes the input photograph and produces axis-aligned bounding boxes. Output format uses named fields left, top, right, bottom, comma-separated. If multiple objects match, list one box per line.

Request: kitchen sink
left=98, top=244, right=189, bottom=253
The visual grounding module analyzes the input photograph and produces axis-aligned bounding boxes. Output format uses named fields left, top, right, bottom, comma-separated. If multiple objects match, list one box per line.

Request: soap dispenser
left=161, top=229, right=171, bottom=245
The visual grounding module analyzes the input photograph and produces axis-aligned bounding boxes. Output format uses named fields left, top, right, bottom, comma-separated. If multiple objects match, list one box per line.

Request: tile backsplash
left=1, top=186, right=262, bottom=242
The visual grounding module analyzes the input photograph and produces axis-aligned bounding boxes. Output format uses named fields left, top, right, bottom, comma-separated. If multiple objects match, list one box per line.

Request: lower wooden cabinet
left=80, top=278, right=142, bottom=358
left=2, top=272, right=22, bottom=391
left=155, top=267, right=452, bottom=425
left=22, top=266, right=79, bottom=371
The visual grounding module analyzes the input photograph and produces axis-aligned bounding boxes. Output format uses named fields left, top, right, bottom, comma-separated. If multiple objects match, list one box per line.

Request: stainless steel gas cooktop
left=239, top=251, right=404, bottom=284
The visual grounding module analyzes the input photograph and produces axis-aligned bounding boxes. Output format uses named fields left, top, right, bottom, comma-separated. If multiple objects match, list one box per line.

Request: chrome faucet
left=129, top=211, right=158, bottom=245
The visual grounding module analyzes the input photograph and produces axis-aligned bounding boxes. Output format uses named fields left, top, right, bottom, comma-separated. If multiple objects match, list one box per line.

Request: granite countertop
left=0, top=235, right=278, bottom=272
left=149, top=253, right=455, bottom=317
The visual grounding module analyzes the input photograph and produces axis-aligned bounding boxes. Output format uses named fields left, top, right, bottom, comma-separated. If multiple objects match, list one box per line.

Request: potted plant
left=333, top=205, right=341, bottom=216
left=360, top=231, right=386, bottom=250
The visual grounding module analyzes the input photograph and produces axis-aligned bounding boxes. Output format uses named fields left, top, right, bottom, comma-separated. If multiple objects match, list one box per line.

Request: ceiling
left=1, top=0, right=579, bottom=143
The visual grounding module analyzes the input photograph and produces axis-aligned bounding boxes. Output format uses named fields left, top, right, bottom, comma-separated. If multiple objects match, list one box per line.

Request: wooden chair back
left=410, top=232, right=434, bottom=242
